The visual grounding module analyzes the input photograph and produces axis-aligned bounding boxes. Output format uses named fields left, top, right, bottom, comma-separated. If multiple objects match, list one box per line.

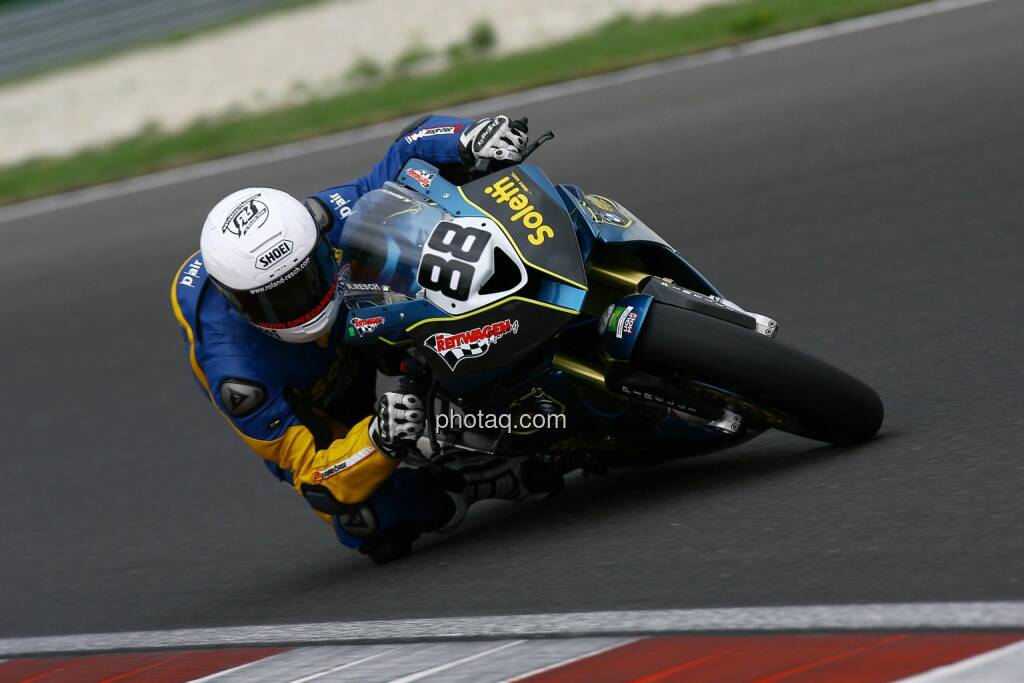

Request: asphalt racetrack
left=2, top=0, right=1022, bottom=639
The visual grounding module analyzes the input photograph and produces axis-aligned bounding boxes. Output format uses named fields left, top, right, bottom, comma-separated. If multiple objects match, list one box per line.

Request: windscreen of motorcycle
left=339, top=185, right=527, bottom=315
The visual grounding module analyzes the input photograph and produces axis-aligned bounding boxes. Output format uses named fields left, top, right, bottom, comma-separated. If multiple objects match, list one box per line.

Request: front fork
left=556, top=271, right=778, bottom=435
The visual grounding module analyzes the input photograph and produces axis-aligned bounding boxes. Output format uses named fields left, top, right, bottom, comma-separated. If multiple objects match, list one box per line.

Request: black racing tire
left=632, top=302, right=884, bottom=445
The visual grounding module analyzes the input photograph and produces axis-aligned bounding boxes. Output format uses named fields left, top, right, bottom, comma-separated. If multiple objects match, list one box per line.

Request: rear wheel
left=632, top=302, right=883, bottom=445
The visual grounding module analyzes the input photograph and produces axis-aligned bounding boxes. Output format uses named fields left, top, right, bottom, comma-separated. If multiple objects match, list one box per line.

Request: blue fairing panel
left=537, top=280, right=586, bottom=311
left=556, top=183, right=723, bottom=297
left=557, top=183, right=670, bottom=247
left=397, top=159, right=587, bottom=313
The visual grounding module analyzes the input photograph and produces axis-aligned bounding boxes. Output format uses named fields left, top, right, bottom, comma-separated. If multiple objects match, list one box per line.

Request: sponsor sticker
left=424, top=318, right=519, bottom=370
left=606, top=305, right=625, bottom=334
left=472, top=118, right=503, bottom=153
left=483, top=175, right=555, bottom=245
left=614, top=306, right=634, bottom=339
left=620, top=310, right=639, bottom=337
left=619, top=384, right=699, bottom=416
left=328, top=192, right=352, bottom=220
left=351, top=315, right=384, bottom=337
left=248, top=255, right=311, bottom=294
left=405, top=168, right=435, bottom=188
left=381, top=188, right=413, bottom=203
left=178, top=258, right=203, bottom=288
left=584, top=194, right=632, bottom=228
left=255, top=239, right=294, bottom=271
left=405, top=124, right=463, bottom=144
left=311, top=445, right=376, bottom=484
left=223, top=194, right=269, bottom=237
left=657, top=279, right=724, bottom=304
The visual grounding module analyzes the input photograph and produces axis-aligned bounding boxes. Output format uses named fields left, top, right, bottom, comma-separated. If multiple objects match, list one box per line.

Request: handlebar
left=522, top=130, right=556, bottom=161
left=473, top=156, right=492, bottom=174
left=469, top=129, right=556, bottom=179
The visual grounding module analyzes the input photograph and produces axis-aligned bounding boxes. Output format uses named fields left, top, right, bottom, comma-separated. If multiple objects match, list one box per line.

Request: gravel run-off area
left=0, top=0, right=718, bottom=167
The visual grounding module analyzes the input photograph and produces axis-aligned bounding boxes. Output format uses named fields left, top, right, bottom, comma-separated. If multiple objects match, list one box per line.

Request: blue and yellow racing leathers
left=171, top=115, right=470, bottom=550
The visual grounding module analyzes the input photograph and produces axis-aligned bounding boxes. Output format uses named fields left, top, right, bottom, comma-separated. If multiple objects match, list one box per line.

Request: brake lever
left=466, top=130, right=555, bottom=181
left=520, top=130, right=555, bottom=162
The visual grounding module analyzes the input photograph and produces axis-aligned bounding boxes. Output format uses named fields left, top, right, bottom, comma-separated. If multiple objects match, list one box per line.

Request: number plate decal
left=417, top=217, right=527, bottom=315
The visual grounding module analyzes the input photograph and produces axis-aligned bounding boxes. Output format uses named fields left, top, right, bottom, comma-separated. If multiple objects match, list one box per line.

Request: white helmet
left=201, top=187, right=341, bottom=343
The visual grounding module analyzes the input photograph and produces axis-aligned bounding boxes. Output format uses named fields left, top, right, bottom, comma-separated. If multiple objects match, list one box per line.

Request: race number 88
left=418, top=221, right=489, bottom=301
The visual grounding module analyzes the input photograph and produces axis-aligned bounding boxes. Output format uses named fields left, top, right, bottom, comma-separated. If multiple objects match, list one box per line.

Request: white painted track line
left=187, top=656, right=283, bottom=683
left=383, top=640, right=523, bottom=683
left=503, top=638, right=639, bottom=683
left=0, top=0, right=1007, bottom=226
left=894, top=639, right=1024, bottom=682
left=189, top=644, right=397, bottom=683
left=286, top=647, right=398, bottom=683
left=465, top=638, right=635, bottom=683
left=185, top=639, right=641, bottom=683
left=2, top=602, right=1023, bottom=657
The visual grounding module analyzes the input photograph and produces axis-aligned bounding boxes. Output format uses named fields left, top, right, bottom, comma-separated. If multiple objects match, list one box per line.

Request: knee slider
left=300, top=484, right=380, bottom=538
left=337, top=503, right=379, bottom=538
left=300, top=483, right=346, bottom=515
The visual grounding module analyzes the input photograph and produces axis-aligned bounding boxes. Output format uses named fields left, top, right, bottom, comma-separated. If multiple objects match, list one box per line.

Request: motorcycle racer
left=171, top=114, right=553, bottom=562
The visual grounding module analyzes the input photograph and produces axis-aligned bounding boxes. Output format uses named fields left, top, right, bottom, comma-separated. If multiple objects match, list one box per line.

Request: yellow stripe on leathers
left=170, top=251, right=212, bottom=396
left=238, top=416, right=398, bottom=505
left=170, top=253, right=396, bottom=512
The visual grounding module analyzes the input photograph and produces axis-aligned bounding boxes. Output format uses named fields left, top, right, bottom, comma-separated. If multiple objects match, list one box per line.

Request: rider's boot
left=439, top=457, right=564, bottom=532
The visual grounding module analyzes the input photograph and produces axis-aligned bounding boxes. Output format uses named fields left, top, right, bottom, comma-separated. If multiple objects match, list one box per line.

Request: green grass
left=0, top=0, right=932, bottom=205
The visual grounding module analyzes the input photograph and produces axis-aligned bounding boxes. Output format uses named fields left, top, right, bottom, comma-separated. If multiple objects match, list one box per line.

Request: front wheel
left=631, top=302, right=883, bottom=445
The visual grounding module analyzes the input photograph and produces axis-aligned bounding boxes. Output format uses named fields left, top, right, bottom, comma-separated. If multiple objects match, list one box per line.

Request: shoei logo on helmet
left=255, top=239, right=294, bottom=271
left=223, top=194, right=269, bottom=237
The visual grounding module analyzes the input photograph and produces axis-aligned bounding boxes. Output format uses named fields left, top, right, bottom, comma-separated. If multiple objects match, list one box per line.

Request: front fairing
left=336, top=179, right=579, bottom=390
left=555, top=183, right=723, bottom=298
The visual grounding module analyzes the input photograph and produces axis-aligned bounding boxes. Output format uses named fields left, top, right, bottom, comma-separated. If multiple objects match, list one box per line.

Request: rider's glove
left=459, top=115, right=528, bottom=166
left=369, top=392, right=425, bottom=459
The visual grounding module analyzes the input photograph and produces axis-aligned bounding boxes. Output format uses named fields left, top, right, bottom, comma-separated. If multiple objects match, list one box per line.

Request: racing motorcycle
left=337, top=132, right=883, bottom=472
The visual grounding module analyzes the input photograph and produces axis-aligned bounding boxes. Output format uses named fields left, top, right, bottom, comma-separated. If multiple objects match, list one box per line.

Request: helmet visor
left=219, top=237, right=340, bottom=329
